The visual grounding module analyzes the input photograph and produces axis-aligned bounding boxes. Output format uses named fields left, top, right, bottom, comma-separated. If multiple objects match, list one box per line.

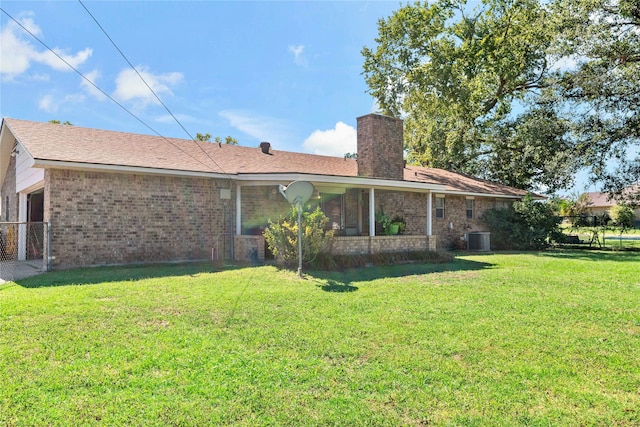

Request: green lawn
left=1, top=252, right=639, bottom=426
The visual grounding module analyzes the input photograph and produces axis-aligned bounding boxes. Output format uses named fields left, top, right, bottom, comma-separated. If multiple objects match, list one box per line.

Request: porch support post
left=18, top=192, right=27, bottom=261
left=369, top=188, right=375, bottom=237
left=426, top=191, right=433, bottom=236
left=235, top=184, right=242, bottom=236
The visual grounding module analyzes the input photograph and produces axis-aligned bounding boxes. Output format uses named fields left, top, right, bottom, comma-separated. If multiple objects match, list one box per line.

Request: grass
left=1, top=251, right=640, bottom=426
left=560, top=226, right=640, bottom=250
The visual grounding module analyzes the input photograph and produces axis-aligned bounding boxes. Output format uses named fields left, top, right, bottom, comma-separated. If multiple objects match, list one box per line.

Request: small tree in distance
left=196, top=133, right=238, bottom=145
left=609, top=204, right=634, bottom=233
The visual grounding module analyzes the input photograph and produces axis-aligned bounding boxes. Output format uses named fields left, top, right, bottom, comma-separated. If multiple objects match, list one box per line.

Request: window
left=435, top=196, right=445, bottom=219
left=321, top=193, right=344, bottom=230
left=466, top=198, right=474, bottom=219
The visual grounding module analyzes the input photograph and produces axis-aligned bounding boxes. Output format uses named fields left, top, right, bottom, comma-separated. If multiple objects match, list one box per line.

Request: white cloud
left=35, top=47, right=93, bottom=71
left=219, top=110, right=292, bottom=145
left=38, top=94, right=57, bottom=113
left=81, top=69, right=107, bottom=101
left=113, top=66, right=183, bottom=108
left=38, top=92, right=85, bottom=113
left=0, top=15, right=92, bottom=80
left=288, top=44, right=307, bottom=66
left=303, top=122, right=356, bottom=157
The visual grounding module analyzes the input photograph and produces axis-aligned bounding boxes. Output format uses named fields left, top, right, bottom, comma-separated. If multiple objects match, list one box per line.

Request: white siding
left=15, top=145, right=44, bottom=193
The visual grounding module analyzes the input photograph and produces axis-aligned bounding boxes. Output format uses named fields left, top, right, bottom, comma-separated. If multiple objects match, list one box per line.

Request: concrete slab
left=0, top=259, right=45, bottom=283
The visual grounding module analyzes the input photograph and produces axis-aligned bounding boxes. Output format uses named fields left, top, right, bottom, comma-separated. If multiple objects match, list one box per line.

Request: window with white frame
left=435, top=196, right=445, bottom=219
left=466, top=198, right=474, bottom=219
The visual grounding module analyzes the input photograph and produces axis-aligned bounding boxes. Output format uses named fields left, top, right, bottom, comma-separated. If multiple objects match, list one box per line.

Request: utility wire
left=0, top=6, right=230, bottom=177
left=78, top=0, right=194, bottom=142
left=77, top=0, right=233, bottom=179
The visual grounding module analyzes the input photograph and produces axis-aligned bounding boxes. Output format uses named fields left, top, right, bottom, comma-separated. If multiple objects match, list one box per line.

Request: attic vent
left=260, top=142, right=271, bottom=154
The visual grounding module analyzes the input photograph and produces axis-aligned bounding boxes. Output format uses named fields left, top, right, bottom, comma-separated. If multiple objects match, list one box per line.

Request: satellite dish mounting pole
left=278, top=181, right=314, bottom=279
left=296, top=197, right=303, bottom=278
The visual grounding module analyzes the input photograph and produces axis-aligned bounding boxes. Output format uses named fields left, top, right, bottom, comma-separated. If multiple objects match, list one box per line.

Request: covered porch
left=232, top=174, right=445, bottom=262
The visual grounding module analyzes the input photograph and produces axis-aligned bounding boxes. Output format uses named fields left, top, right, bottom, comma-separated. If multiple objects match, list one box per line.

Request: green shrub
left=609, top=204, right=634, bottom=232
left=263, top=207, right=334, bottom=267
left=483, top=195, right=563, bottom=250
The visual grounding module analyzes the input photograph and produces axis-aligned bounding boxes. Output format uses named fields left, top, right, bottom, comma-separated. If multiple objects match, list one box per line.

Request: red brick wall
left=240, top=185, right=291, bottom=235
left=357, top=114, right=404, bottom=180
left=431, top=195, right=498, bottom=250
left=46, top=169, right=230, bottom=269
left=234, top=235, right=265, bottom=262
left=331, top=235, right=435, bottom=255
left=376, top=191, right=428, bottom=235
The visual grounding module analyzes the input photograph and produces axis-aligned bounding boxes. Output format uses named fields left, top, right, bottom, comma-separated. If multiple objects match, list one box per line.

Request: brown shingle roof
left=404, top=166, right=530, bottom=197
left=3, top=118, right=529, bottom=197
left=584, top=184, right=640, bottom=207
left=3, top=118, right=357, bottom=177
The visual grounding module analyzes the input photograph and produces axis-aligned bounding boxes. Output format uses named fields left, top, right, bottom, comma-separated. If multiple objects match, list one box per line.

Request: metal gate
left=0, top=222, right=48, bottom=283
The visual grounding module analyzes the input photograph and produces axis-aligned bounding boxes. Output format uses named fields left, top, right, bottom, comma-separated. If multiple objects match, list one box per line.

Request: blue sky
left=1, top=1, right=400, bottom=156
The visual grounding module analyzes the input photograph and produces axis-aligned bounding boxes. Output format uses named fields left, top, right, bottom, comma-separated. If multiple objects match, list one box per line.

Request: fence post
left=46, top=221, right=52, bottom=272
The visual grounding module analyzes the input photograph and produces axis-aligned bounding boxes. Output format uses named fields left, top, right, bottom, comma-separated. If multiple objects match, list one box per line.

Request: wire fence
left=558, top=215, right=640, bottom=250
left=0, top=222, right=48, bottom=283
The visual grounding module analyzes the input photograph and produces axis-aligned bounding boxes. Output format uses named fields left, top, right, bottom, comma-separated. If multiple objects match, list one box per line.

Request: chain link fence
left=0, top=222, right=48, bottom=283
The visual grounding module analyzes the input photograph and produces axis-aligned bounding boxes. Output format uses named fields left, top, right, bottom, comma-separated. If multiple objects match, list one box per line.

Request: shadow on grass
left=318, top=280, right=359, bottom=293
left=12, top=261, right=249, bottom=289
left=307, top=257, right=494, bottom=291
left=536, top=249, right=640, bottom=262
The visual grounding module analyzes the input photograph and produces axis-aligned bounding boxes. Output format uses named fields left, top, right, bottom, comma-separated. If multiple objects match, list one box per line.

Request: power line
left=77, top=0, right=195, bottom=142
left=0, top=6, right=231, bottom=178
left=76, top=0, right=233, bottom=179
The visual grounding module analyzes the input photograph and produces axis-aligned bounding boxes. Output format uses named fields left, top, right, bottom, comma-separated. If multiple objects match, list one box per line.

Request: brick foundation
left=234, top=235, right=265, bottom=263
left=331, top=235, right=436, bottom=255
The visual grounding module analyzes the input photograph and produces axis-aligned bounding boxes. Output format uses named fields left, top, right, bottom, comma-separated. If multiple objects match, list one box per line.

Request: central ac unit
left=467, top=232, right=491, bottom=251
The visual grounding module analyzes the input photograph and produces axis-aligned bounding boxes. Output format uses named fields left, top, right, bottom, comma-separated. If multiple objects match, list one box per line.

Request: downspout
left=230, top=180, right=235, bottom=261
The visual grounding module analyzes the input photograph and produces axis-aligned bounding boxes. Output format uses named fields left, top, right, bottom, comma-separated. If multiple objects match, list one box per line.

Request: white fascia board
left=32, top=159, right=233, bottom=180
left=236, top=173, right=447, bottom=193
left=440, top=190, right=531, bottom=199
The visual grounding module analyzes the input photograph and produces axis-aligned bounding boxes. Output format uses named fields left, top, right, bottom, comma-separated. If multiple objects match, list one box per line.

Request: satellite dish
left=279, top=181, right=314, bottom=207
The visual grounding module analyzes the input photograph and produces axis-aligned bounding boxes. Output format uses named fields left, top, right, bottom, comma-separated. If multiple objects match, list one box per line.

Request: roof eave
left=32, top=159, right=233, bottom=180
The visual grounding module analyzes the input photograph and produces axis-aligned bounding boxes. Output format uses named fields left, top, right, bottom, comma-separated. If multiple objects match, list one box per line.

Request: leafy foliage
left=609, top=204, right=635, bottom=232
left=483, top=195, right=562, bottom=249
left=263, top=207, right=334, bottom=267
left=195, top=133, right=238, bottom=145
left=363, top=0, right=640, bottom=195
left=362, top=0, right=576, bottom=192
left=551, top=0, right=640, bottom=195
left=552, top=193, right=594, bottom=226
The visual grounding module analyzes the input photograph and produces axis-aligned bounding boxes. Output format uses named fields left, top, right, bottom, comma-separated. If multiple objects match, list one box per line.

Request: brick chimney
left=356, top=114, right=404, bottom=180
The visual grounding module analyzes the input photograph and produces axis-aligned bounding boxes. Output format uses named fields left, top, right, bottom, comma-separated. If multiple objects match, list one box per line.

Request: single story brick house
left=583, top=185, right=640, bottom=226
left=1, top=114, right=529, bottom=270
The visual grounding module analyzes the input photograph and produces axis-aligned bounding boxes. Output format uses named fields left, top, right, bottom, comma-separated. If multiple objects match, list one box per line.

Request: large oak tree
left=363, top=0, right=577, bottom=192
left=552, top=0, right=640, bottom=200
left=363, top=0, right=640, bottom=197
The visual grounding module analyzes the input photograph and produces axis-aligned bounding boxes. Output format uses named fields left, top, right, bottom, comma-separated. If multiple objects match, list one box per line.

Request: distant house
left=583, top=185, right=640, bottom=226
left=1, top=114, right=530, bottom=270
